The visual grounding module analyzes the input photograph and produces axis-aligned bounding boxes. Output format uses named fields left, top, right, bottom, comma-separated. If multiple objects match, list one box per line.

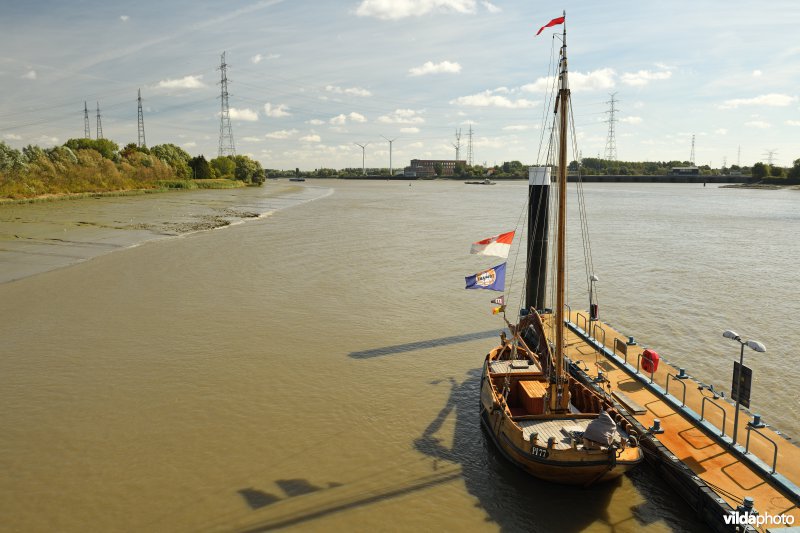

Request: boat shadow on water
left=229, top=333, right=698, bottom=532
left=415, top=368, right=699, bottom=532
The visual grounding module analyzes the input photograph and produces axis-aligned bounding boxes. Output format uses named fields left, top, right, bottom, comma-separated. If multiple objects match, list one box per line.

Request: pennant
left=470, top=230, right=515, bottom=258
left=492, top=305, right=506, bottom=315
left=536, top=15, right=565, bottom=36
left=491, top=295, right=505, bottom=305
left=465, top=263, right=506, bottom=292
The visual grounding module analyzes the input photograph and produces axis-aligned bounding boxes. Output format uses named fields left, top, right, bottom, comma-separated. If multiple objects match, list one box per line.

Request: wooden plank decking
left=551, top=311, right=800, bottom=529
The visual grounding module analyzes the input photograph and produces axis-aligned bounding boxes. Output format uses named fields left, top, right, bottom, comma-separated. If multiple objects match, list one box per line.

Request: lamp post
left=589, top=274, right=599, bottom=320
left=722, top=329, right=766, bottom=446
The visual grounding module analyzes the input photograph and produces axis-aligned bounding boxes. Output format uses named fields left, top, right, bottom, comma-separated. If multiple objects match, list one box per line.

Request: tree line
left=0, top=139, right=264, bottom=199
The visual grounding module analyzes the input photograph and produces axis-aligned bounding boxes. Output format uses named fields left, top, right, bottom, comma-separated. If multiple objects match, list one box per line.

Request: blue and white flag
left=465, top=263, right=506, bottom=292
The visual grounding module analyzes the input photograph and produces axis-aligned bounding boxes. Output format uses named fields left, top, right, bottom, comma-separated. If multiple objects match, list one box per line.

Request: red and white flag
left=470, top=230, right=515, bottom=258
left=536, top=15, right=565, bottom=36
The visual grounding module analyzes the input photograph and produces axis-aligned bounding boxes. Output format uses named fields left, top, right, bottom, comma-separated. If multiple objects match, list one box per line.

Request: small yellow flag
left=492, top=305, right=506, bottom=315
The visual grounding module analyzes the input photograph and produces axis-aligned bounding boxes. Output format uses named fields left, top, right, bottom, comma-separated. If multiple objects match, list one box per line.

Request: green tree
left=232, top=155, right=263, bottom=183
left=210, top=156, right=236, bottom=178
left=121, top=143, right=150, bottom=158
left=433, top=162, right=443, bottom=176
left=769, top=165, right=785, bottom=178
left=64, top=138, right=119, bottom=160
left=189, top=155, right=212, bottom=179
left=788, top=159, right=800, bottom=179
left=150, top=143, right=191, bottom=179
left=751, top=162, right=768, bottom=180
left=0, top=142, right=26, bottom=171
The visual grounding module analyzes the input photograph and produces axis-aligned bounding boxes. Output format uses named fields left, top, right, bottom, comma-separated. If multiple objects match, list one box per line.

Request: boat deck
left=552, top=311, right=800, bottom=529
left=517, top=418, right=593, bottom=450
left=489, top=359, right=543, bottom=374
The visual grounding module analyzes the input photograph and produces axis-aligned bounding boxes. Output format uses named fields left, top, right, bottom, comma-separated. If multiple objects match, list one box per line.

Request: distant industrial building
left=404, top=159, right=466, bottom=178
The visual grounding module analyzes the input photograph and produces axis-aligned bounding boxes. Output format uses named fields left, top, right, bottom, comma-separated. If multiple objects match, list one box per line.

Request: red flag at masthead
left=535, top=15, right=565, bottom=36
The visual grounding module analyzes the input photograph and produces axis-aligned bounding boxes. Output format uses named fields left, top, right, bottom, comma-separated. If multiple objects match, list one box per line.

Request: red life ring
left=641, top=349, right=660, bottom=373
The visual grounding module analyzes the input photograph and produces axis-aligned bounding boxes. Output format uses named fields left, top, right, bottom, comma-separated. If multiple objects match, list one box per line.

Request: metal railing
left=745, top=425, right=779, bottom=474
left=700, top=396, right=727, bottom=437
left=592, top=323, right=606, bottom=346
left=613, top=337, right=629, bottom=365
left=665, top=373, right=687, bottom=406
left=575, top=312, right=588, bottom=335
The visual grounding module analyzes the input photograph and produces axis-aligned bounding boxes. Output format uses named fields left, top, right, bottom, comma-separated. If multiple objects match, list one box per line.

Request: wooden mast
left=551, top=12, right=571, bottom=413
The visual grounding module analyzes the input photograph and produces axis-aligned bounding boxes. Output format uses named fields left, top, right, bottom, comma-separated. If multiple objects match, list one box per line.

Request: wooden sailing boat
left=479, top=14, right=643, bottom=485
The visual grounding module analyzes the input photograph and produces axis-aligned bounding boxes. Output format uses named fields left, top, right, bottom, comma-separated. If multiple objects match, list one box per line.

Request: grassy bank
left=0, top=179, right=246, bottom=205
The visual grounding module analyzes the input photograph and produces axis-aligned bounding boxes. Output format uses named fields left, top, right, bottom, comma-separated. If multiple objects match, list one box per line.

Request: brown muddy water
left=1, top=179, right=797, bottom=532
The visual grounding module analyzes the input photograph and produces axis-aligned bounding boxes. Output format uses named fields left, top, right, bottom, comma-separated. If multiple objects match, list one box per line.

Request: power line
left=95, top=101, right=103, bottom=140
left=604, top=93, right=618, bottom=161
left=137, top=89, right=146, bottom=148
left=689, top=134, right=695, bottom=165
left=763, top=148, right=777, bottom=166
left=83, top=101, right=91, bottom=139
left=467, top=125, right=474, bottom=166
left=217, top=51, right=235, bottom=157
left=452, top=128, right=461, bottom=161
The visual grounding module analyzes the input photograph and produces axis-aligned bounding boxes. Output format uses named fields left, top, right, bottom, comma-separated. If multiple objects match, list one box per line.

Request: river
left=1, top=179, right=796, bottom=532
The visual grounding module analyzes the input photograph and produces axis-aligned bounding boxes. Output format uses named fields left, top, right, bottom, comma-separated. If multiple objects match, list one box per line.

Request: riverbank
left=720, top=182, right=800, bottom=189
left=0, top=178, right=246, bottom=205
left=0, top=181, right=328, bottom=284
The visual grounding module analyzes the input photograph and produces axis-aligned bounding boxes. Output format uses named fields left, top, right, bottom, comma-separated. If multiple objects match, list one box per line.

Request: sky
left=1, top=0, right=799, bottom=170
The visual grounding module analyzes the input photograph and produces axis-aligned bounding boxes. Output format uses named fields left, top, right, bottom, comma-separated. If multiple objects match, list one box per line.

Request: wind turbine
left=381, top=135, right=397, bottom=176
left=355, top=142, right=369, bottom=176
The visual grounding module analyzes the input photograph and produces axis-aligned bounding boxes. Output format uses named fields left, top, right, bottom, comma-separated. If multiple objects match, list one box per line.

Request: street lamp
left=589, top=274, right=599, bottom=320
left=722, top=329, right=766, bottom=446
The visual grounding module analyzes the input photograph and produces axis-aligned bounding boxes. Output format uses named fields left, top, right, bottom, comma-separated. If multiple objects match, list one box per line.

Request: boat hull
left=480, top=357, right=642, bottom=485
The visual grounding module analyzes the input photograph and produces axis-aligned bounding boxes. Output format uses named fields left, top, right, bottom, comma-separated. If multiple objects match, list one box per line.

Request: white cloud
left=325, top=84, right=372, bottom=97
left=228, top=108, right=259, bottom=121
left=621, top=116, right=642, bottom=124
left=400, top=127, right=420, bottom=133
left=349, top=112, right=366, bottom=123
left=299, top=134, right=321, bottom=142
left=120, top=15, right=129, bottom=22
left=265, top=129, right=298, bottom=139
left=267, top=53, right=280, bottom=60
left=242, top=136, right=262, bottom=142
left=36, top=135, right=59, bottom=145
left=450, top=89, right=536, bottom=109
left=786, top=120, right=800, bottom=126
left=183, top=141, right=196, bottom=148
left=307, top=119, right=325, bottom=125
left=620, top=69, right=671, bottom=86
left=156, top=75, right=205, bottom=89
left=502, top=125, right=530, bottom=131
left=264, top=102, right=290, bottom=117
left=330, top=114, right=347, bottom=126
left=744, top=120, right=771, bottom=129
left=377, top=108, right=425, bottom=124
left=355, top=0, right=477, bottom=20
left=481, top=0, right=500, bottom=13
left=3, top=133, right=22, bottom=140
left=522, top=68, right=616, bottom=93
left=752, top=70, right=762, bottom=77
left=714, top=128, right=728, bottom=135
left=251, top=54, right=263, bottom=64
left=330, top=112, right=367, bottom=125
left=719, top=93, right=797, bottom=109
left=21, top=70, right=37, bottom=80
left=409, top=60, right=462, bottom=76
